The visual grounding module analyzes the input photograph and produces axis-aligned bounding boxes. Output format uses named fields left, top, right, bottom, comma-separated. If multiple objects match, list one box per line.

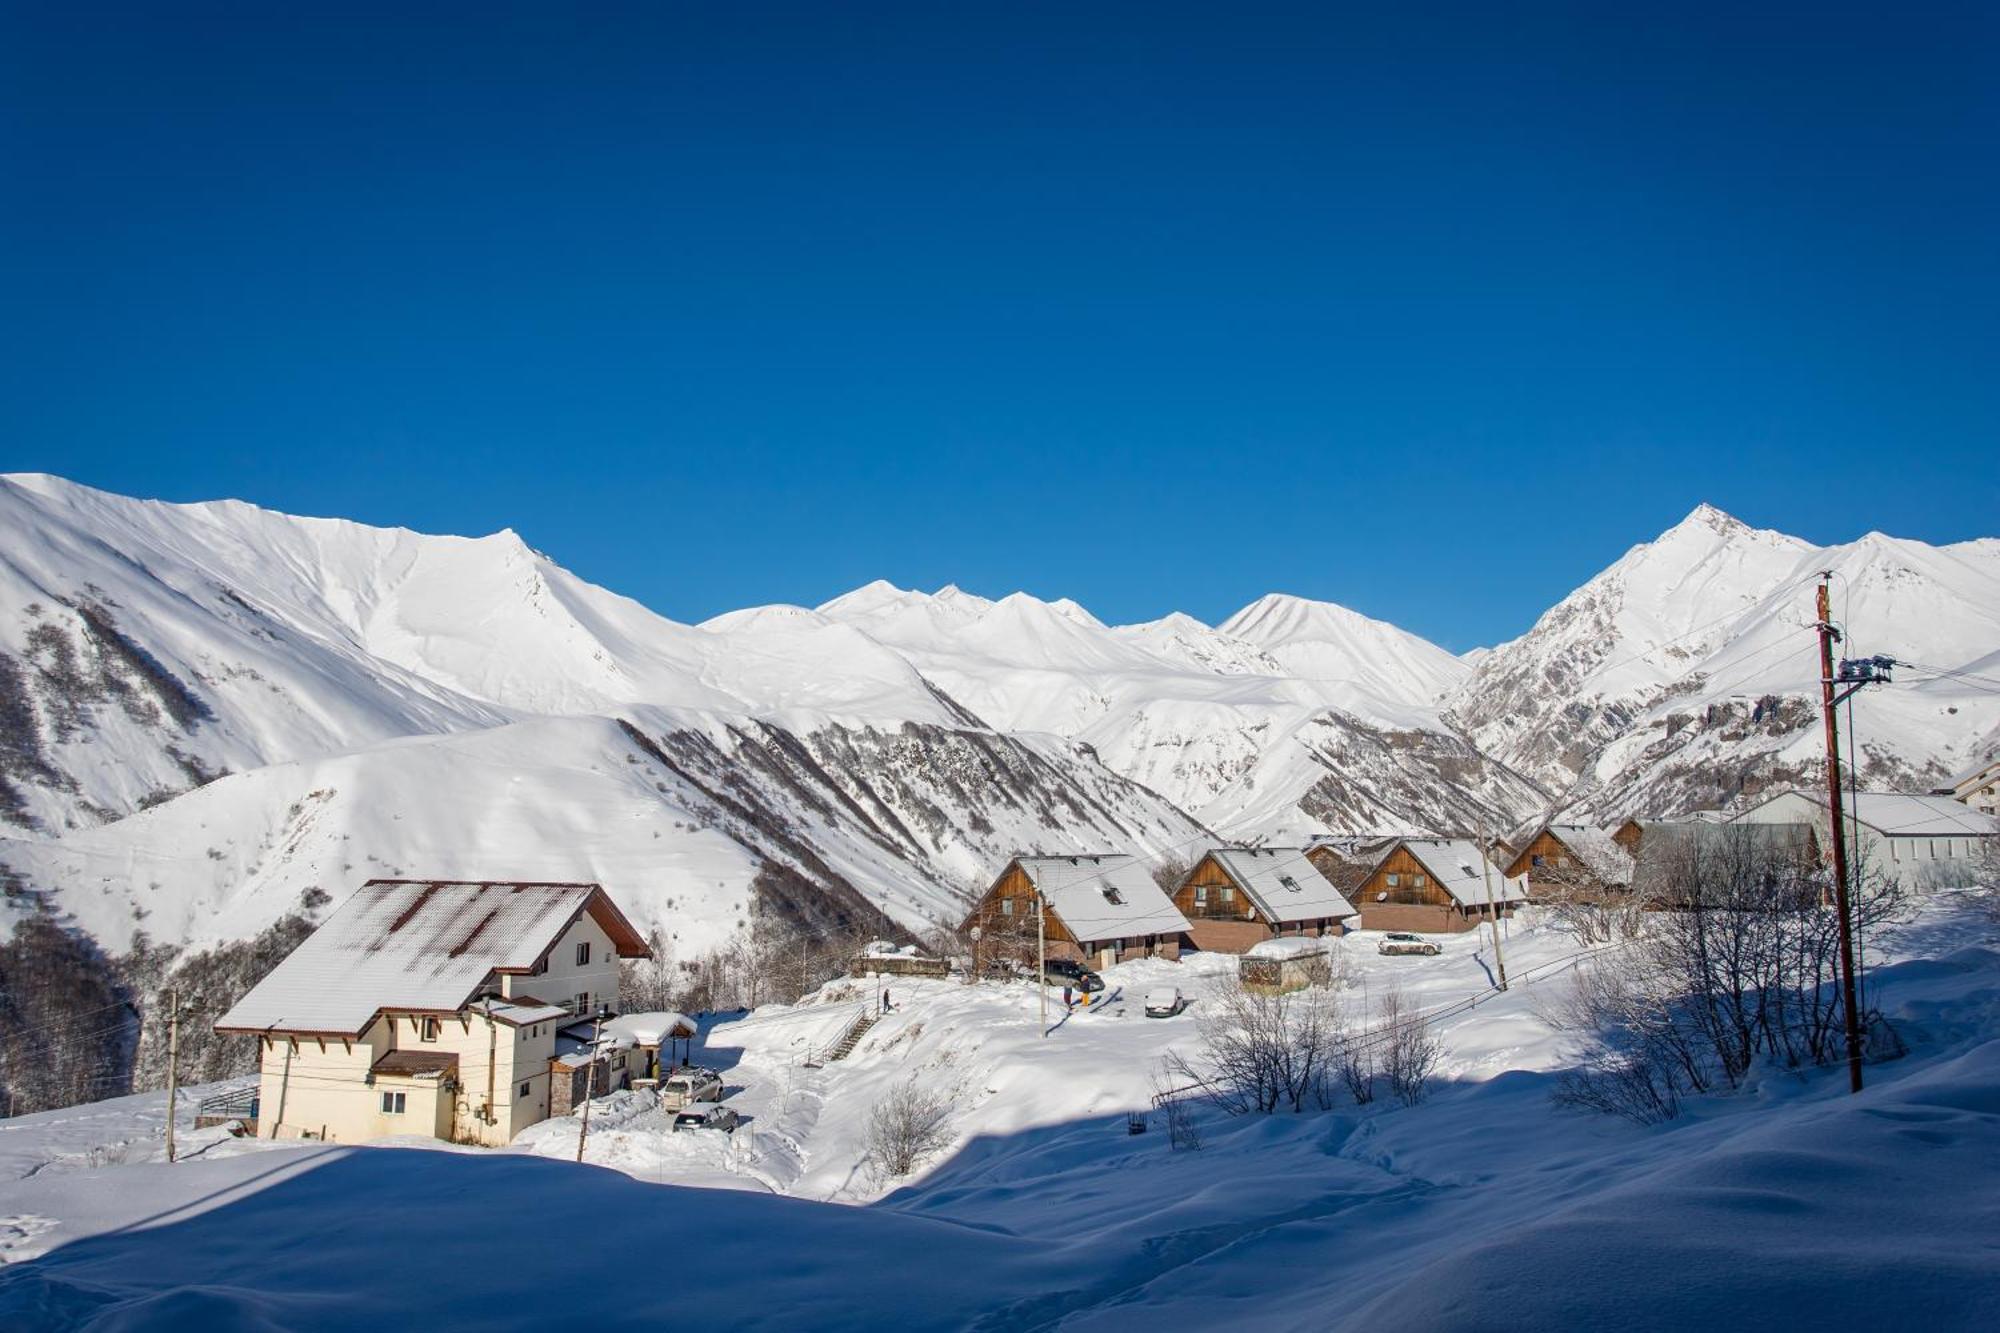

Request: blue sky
left=4, top=3, right=1995, bottom=650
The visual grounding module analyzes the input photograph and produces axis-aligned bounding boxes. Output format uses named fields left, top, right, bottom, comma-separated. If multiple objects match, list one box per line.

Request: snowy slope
left=3, top=898, right=1997, bottom=1329
left=1448, top=504, right=2000, bottom=820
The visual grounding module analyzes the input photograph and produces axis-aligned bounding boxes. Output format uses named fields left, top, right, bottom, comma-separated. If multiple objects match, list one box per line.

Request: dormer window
left=1102, top=886, right=1125, bottom=906
left=1279, top=875, right=1300, bottom=893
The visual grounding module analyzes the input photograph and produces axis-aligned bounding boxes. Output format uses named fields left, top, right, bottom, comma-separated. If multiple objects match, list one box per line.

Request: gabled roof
left=1389, top=838, right=1529, bottom=907
left=1515, top=823, right=1635, bottom=887
left=1203, top=847, right=1358, bottom=924
left=1735, top=791, right=2000, bottom=838
left=215, top=880, right=650, bottom=1038
left=1003, top=854, right=1190, bottom=942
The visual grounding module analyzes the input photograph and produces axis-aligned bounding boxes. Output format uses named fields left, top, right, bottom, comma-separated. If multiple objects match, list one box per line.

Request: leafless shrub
left=1172, top=976, right=1348, bottom=1115
left=1151, top=1059, right=1203, bottom=1151
left=1555, top=827, right=1908, bottom=1121
left=1377, top=988, right=1442, bottom=1107
left=865, top=1076, right=956, bottom=1178
left=1338, top=1030, right=1377, bottom=1104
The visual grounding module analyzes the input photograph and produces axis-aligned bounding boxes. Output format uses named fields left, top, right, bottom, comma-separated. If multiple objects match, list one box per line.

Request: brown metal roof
left=370, top=1050, right=460, bottom=1078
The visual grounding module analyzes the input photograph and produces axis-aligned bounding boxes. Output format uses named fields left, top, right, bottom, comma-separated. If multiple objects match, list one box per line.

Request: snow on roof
left=1011, top=854, right=1191, bottom=943
left=1737, top=791, right=2000, bottom=838
left=1208, top=847, right=1358, bottom=923
left=215, top=880, right=646, bottom=1037
left=482, top=997, right=571, bottom=1027
left=1536, top=824, right=1635, bottom=887
left=604, top=1011, right=697, bottom=1046
left=1244, top=936, right=1332, bottom=961
left=1943, top=754, right=2000, bottom=791
left=1396, top=839, right=1528, bottom=907
left=1845, top=792, right=2000, bottom=837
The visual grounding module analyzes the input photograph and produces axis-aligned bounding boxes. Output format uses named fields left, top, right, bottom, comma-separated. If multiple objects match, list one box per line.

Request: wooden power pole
left=165, top=986, right=181, bottom=1164
left=1037, top=892, right=1048, bottom=1037
left=1815, top=576, right=1866, bottom=1094
left=575, top=1006, right=607, bottom=1163
left=1477, top=823, right=1508, bottom=991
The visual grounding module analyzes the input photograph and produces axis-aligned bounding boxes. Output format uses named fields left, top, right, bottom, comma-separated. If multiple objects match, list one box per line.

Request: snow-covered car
left=1143, top=987, right=1184, bottom=1018
left=659, top=1068, right=724, bottom=1109
left=1376, top=933, right=1442, bottom=957
left=671, top=1103, right=740, bottom=1133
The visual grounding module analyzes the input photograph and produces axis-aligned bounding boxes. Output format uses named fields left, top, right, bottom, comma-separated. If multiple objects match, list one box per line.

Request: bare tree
left=1554, top=826, right=1908, bottom=1122
left=1151, top=1058, right=1203, bottom=1151
left=1377, top=987, right=1442, bottom=1107
left=1170, top=976, right=1348, bottom=1116
left=865, top=1076, right=957, bottom=1178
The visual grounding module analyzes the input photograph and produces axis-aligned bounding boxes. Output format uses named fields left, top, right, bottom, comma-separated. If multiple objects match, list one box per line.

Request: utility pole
left=575, top=1005, right=607, bottom=1163
left=1037, top=892, right=1048, bottom=1037
left=482, top=997, right=497, bottom=1131
left=165, top=986, right=181, bottom=1164
left=1477, top=823, right=1508, bottom=991
left=1815, top=576, right=1866, bottom=1094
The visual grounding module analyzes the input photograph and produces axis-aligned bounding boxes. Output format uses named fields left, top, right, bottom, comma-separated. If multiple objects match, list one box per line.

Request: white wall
left=500, top=913, right=621, bottom=1016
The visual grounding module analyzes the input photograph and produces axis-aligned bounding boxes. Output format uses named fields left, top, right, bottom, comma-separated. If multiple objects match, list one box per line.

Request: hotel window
left=519, top=1082, right=532, bottom=1099
left=572, top=992, right=591, bottom=1016
left=380, top=1091, right=406, bottom=1114
left=418, top=1017, right=440, bottom=1042
left=576, top=941, right=592, bottom=967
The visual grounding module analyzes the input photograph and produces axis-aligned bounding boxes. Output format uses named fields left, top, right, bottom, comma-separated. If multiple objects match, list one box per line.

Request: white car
left=1144, top=987, right=1185, bottom=1018
left=659, top=1067, right=724, bottom=1109
left=1376, top=932, right=1442, bottom=957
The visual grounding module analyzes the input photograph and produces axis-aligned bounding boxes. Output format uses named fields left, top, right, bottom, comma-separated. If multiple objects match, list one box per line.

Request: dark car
left=1041, top=958, right=1105, bottom=993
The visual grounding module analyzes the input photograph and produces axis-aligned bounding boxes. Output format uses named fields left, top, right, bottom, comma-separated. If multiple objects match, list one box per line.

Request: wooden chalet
left=1171, top=847, right=1358, bottom=954
left=961, top=854, right=1190, bottom=970
left=1505, top=822, right=1635, bottom=896
left=1348, top=838, right=1527, bottom=933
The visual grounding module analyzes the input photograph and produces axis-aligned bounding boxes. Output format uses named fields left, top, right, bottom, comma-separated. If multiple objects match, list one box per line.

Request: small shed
left=1238, top=936, right=1334, bottom=994
left=849, top=941, right=950, bottom=980
left=603, top=1011, right=699, bottom=1085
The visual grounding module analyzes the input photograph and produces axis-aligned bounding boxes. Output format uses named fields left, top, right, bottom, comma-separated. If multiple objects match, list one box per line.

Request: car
left=659, top=1067, right=724, bottom=1109
left=1041, top=959, right=1105, bottom=993
left=1143, top=987, right=1184, bottom=1018
left=1377, top=932, right=1442, bottom=957
left=672, top=1103, right=740, bottom=1133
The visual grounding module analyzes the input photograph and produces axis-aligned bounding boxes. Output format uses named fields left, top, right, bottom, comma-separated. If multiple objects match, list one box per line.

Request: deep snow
left=4, top=897, right=1998, bottom=1329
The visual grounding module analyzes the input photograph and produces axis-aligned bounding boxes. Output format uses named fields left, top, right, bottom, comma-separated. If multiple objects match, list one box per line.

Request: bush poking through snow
left=865, top=1076, right=956, bottom=1178
left=1171, top=977, right=1348, bottom=1115
left=1553, top=832, right=1908, bottom=1122
left=1378, top=988, right=1442, bottom=1107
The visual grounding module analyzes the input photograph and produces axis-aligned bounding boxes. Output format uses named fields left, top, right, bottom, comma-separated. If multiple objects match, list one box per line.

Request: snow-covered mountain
left=3, top=474, right=1995, bottom=968
left=1446, top=504, right=2000, bottom=820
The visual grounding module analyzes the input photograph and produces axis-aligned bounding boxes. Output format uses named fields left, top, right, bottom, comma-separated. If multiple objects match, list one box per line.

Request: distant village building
left=961, top=854, right=1189, bottom=970
left=1170, top=847, right=1358, bottom=954
left=215, top=879, right=652, bottom=1145
left=1238, top=937, right=1335, bottom=994
left=1936, top=755, right=2000, bottom=819
left=1504, top=822, right=1635, bottom=896
left=1618, top=821, right=1821, bottom=907
left=1732, top=791, right=1999, bottom=891
left=1348, top=838, right=1527, bottom=933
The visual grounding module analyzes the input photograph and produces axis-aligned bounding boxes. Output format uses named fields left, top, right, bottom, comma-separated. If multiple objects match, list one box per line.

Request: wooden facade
left=961, top=861, right=1182, bottom=969
left=1349, top=845, right=1509, bottom=934
left=1169, top=852, right=1349, bottom=954
left=1505, top=828, right=1620, bottom=894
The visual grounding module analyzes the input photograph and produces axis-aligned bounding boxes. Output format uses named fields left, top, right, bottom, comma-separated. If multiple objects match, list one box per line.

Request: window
left=1386, top=873, right=1401, bottom=887
left=1194, top=885, right=1208, bottom=904
left=1221, top=886, right=1235, bottom=903
left=1000, top=897, right=1014, bottom=916
left=1279, top=875, right=1300, bottom=893
left=1530, top=854, right=1544, bottom=868
left=572, top=992, right=591, bottom=1016
left=576, top=941, right=592, bottom=967
left=418, top=1017, right=440, bottom=1042
left=1414, top=874, right=1427, bottom=887
left=519, top=1082, right=531, bottom=1099
left=380, top=1091, right=406, bottom=1114
left=1102, top=886, right=1125, bottom=905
